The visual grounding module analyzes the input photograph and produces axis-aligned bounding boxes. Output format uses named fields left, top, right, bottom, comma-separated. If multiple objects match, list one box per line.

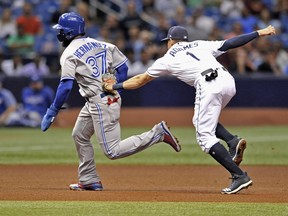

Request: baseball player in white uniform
left=41, top=12, right=181, bottom=191
left=104, top=25, right=276, bottom=194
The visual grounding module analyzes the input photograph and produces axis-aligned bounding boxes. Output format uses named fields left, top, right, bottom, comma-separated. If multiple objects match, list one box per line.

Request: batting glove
left=41, top=105, right=59, bottom=132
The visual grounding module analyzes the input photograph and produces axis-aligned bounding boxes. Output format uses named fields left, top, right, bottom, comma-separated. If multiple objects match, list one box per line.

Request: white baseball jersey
left=147, top=40, right=236, bottom=153
left=59, top=37, right=127, bottom=98
left=147, top=40, right=226, bottom=87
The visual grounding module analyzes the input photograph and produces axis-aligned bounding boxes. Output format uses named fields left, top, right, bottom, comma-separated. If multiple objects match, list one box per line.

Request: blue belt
left=85, top=92, right=113, bottom=102
left=100, top=92, right=109, bottom=98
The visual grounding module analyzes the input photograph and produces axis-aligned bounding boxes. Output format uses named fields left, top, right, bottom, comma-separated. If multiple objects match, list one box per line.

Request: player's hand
left=41, top=106, right=59, bottom=132
left=257, top=25, right=276, bottom=37
left=103, top=82, right=116, bottom=95
left=102, top=77, right=116, bottom=84
left=102, top=73, right=117, bottom=95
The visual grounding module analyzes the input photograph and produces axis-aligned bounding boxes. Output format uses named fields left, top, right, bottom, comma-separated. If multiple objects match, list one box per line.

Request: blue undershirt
left=115, top=63, right=128, bottom=94
left=219, top=31, right=259, bottom=52
left=51, top=79, right=73, bottom=110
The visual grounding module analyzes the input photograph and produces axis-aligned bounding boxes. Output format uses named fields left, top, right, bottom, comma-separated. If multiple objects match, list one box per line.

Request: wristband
left=112, top=83, right=124, bottom=90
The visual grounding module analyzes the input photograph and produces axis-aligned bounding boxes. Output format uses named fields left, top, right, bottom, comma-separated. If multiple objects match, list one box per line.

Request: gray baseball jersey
left=60, top=37, right=127, bottom=97
left=61, top=37, right=169, bottom=185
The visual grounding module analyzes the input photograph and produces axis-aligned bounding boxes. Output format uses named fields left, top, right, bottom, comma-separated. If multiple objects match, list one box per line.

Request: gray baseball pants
left=72, top=94, right=164, bottom=184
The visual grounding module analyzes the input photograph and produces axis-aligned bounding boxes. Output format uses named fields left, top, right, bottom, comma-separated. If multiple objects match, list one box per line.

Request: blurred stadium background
left=0, top=0, right=288, bottom=127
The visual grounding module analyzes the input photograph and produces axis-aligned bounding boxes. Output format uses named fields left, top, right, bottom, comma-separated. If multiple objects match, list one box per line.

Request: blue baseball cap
left=161, top=26, right=188, bottom=41
left=30, top=75, right=43, bottom=83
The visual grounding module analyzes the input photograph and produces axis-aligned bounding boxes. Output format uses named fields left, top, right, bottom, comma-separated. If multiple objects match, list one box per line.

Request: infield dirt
left=1, top=165, right=287, bottom=203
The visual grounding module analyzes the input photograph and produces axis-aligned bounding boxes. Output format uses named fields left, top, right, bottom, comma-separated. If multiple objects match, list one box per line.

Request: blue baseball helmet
left=53, top=12, right=85, bottom=42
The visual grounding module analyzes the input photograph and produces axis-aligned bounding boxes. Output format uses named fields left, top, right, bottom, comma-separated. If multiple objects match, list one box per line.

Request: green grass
left=0, top=201, right=287, bottom=216
left=0, top=125, right=288, bottom=165
left=0, top=126, right=287, bottom=215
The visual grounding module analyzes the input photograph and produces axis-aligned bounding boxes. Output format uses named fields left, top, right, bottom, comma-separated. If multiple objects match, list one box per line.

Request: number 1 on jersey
left=186, top=52, right=200, bottom=61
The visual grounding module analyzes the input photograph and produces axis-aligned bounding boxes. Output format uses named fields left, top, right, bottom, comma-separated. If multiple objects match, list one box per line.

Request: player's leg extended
left=92, top=101, right=180, bottom=160
left=193, top=80, right=252, bottom=194
left=99, top=121, right=164, bottom=159
left=215, top=76, right=246, bottom=166
left=71, top=104, right=102, bottom=188
left=193, top=81, right=221, bottom=153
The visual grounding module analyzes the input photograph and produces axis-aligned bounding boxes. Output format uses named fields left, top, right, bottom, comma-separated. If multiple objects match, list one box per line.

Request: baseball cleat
left=161, top=121, right=181, bottom=152
left=221, top=172, right=253, bottom=194
left=69, top=182, right=103, bottom=191
left=228, top=136, right=247, bottom=166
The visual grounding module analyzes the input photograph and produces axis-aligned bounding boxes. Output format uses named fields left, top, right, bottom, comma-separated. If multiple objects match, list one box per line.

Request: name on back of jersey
left=169, top=41, right=198, bottom=57
left=73, top=42, right=107, bottom=59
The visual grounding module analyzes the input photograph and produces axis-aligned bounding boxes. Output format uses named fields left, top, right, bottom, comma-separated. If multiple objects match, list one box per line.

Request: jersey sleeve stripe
left=114, top=58, right=128, bottom=69
left=60, top=76, right=75, bottom=82
left=146, top=71, right=159, bottom=78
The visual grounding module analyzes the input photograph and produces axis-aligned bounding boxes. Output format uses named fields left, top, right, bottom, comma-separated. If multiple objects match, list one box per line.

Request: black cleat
left=228, top=136, right=247, bottom=166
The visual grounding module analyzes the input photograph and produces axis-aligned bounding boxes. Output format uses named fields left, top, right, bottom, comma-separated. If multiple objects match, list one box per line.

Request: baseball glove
left=102, top=73, right=117, bottom=95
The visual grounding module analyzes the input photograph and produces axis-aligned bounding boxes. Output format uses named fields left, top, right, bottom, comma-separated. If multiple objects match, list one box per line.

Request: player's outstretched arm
left=104, top=73, right=155, bottom=92
left=219, top=25, right=276, bottom=52
left=122, top=73, right=155, bottom=89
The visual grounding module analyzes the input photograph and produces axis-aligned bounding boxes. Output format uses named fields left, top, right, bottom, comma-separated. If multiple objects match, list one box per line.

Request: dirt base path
left=0, top=165, right=287, bottom=203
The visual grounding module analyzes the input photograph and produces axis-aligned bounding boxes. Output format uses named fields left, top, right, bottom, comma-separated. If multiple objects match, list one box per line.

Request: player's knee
left=71, top=129, right=86, bottom=143
left=104, top=152, right=118, bottom=160
left=71, top=128, right=79, bottom=140
left=101, top=141, right=122, bottom=159
left=196, top=137, right=219, bottom=154
left=102, top=147, right=121, bottom=160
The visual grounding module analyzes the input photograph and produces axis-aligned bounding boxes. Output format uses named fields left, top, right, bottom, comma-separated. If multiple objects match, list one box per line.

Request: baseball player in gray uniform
left=41, top=12, right=181, bottom=191
left=104, top=25, right=276, bottom=194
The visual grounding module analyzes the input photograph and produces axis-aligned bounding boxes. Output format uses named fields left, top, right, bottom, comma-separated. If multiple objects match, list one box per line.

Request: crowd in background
left=1, top=0, right=288, bottom=128
left=0, top=0, right=288, bottom=78
left=0, top=75, right=54, bottom=127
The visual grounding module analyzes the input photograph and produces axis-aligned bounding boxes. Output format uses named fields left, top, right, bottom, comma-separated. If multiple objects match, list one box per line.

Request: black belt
left=201, top=67, right=227, bottom=76
left=201, top=67, right=227, bottom=81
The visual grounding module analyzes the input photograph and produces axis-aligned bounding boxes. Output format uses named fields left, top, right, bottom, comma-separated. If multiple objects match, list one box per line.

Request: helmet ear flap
left=57, top=29, right=73, bottom=42
left=56, top=29, right=67, bottom=42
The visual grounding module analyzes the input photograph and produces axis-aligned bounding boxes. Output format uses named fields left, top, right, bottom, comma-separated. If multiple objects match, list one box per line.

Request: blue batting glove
left=41, top=105, right=59, bottom=132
